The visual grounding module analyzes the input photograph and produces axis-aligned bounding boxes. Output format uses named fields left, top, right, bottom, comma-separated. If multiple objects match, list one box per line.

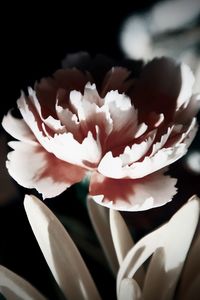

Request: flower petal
left=130, top=57, right=194, bottom=122
left=117, top=196, right=200, bottom=297
left=6, top=142, right=85, bottom=198
left=87, top=197, right=119, bottom=275
left=109, top=208, right=145, bottom=289
left=98, top=142, right=187, bottom=179
left=175, top=94, right=200, bottom=124
left=142, top=195, right=200, bottom=300
left=177, top=197, right=200, bottom=299
left=118, top=278, right=142, bottom=300
left=176, top=63, right=195, bottom=110
left=101, top=67, right=133, bottom=96
left=89, top=169, right=177, bottom=211
left=0, top=265, right=46, bottom=300
left=2, top=110, right=36, bottom=143
left=109, top=209, right=134, bottom=265
left=35, top=68, right=90, bottom=118
left=24, top=194, right=101, bottom=300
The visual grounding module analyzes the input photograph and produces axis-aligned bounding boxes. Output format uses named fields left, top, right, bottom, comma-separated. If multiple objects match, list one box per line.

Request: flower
left=0, top=194, right=200, bottom=299
left=2, top=54, right=200, bottom=210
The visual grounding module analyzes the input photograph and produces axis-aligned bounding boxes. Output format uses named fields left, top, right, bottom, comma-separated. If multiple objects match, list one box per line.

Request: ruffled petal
left=89, top=169, right=177, bottom=211
left=6, top=141, right=86, bottom=198
left=98, top=118, right=197, bottom=179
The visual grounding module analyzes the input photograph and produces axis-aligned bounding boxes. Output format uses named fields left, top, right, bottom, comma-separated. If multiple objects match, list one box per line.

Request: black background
left=1, top=1, right=200, bottom=299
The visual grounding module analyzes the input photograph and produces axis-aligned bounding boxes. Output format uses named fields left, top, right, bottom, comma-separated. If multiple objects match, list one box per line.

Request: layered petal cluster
left=2, top=54, right=200, bottom=210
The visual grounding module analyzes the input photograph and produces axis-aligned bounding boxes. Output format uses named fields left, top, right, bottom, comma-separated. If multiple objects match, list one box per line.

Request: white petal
left=176, top=63, right=194, bottom=109
left=128, top=143, right=187, bottom=179
left=143, top=195, right=200, bottom=298
left=118, top=278, right=142, bottom=300
left=109, top=210, right=144, bottom=287
left=50, top=130, right=102, bottom=167
left=117, top=225, right=165, bottom=296
left=177, top=196, right=200, bottom=299
left=175, top=94, right=200, bottom=124
left=2, top=111, right=36, bottom=143
left=109, top=209, right=134, bottom=265
left=120, top=130, right=156, bottom=166
left=150, top=127, right=173, bottom=156
left=28, top=88, right=65, bottom=133
left=24, top=195, right=101, bottom=300
left=117, top=196, right=200, bottom=298
left=98, top=151, right=124, bottom=178
left=99, top=142, right=187, bottom=179
left=0, top=265, right=46, bottom=300
left=87, top=197, right=119, bottom=275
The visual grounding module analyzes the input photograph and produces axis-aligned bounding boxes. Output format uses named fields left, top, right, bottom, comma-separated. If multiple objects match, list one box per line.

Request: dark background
left=1, top=1, right=200, bottom=299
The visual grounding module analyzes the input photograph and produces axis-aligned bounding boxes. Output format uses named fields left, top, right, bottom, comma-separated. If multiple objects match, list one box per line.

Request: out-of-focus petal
left=24, top=195, right=101, bottom=300
left=6, top=142, right=85, bottom=198
left=0, top=265, right=46, bottom=300
left=181, top=274, right=200, bottom=300
left=89, top=169, right=177, bottom=211
left=87, top=197, right=119, bottom=275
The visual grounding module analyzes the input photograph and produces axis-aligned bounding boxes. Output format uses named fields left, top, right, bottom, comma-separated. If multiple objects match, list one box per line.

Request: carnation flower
left=2, top=54, right=200, bottom=210
left=0, top=194, right=200, bottom=299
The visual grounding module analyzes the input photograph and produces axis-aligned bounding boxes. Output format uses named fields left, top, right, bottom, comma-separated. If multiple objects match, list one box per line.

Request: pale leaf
left=24, top=194, right=101, bottom=300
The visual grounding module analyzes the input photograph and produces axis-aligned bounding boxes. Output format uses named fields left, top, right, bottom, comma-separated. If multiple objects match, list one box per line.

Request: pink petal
left=6, top=141, right=86, bottom=198
left=89, top=169, right=177, bottom=211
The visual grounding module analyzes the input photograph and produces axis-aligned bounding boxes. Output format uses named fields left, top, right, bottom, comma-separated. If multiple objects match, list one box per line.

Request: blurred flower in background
left=0, top=194, right=200, bottom=299
left=120, top=0, right=200, bottom=92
